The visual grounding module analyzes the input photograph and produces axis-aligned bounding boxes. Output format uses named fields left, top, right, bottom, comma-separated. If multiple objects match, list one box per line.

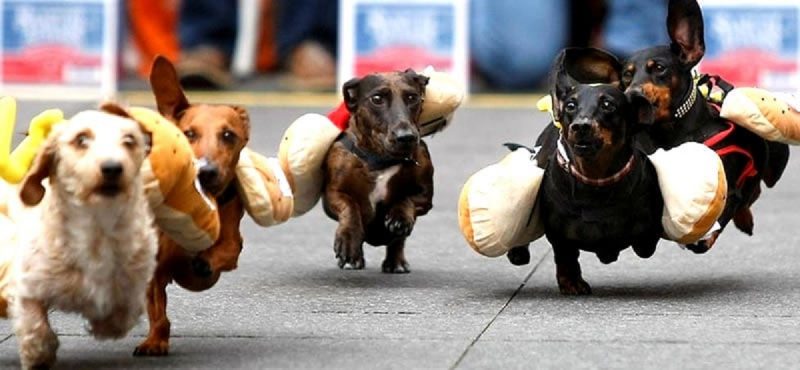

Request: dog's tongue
left=327, top=103, right=350, bottom=131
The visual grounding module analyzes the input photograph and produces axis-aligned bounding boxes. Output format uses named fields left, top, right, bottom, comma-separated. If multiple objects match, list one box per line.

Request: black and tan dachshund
left=512, top=48, right=664, bottom=295
left=621, top=0, right=789, bottom=252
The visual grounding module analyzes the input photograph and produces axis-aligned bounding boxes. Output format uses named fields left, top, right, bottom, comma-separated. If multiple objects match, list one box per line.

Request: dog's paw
left=685, top=230, right=720, bottom=254
left=19, top=329, right=58, bottom=370
left=596, top=250, right=619, bottom=264
left=334, top=229, right=365, bottom=270
left=382, top=258, right=410, bottom=274
left=557, top=277, right=592, bottom=296
left=633, top=242, right=657, bottom=259
left=133, top=339, right=169, bottom=357
left=506, top=246, right=530, bottom=266
left=191, top=256, right=213, bottom=278
left=385, top=215, right=414, bottom=237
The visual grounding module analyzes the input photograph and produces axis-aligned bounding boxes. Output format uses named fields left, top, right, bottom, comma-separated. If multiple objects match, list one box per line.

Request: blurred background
left=0, top=0, right=797, bottom=99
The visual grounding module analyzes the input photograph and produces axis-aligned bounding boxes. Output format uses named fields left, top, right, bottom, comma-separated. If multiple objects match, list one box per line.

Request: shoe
left=282, top=40, right=336, bottom=91
left=176, top=47, right=233, bottom=90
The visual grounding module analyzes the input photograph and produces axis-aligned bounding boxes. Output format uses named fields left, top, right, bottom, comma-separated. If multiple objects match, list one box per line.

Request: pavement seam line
left=0, top=334, right=12, bottom=345
left=450, top=250, right=550, bottom=369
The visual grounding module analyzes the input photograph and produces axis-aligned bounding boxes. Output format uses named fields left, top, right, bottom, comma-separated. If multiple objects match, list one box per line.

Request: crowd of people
left=128, top=0, right=669, bottom=92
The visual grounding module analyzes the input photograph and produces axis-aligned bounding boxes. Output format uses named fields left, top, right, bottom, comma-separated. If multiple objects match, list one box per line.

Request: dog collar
left=216, top=182, right=239, bottom=207
left=336, top=133, right=418, bottom=171
left=674, top=79, right=698, bottom=119
left=556, top=138, right=635, bottom=187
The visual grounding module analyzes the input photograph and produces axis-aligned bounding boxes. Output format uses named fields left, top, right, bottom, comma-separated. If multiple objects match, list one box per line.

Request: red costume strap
left=703, top=120, right=758, bottom=188
left=327, top=102, right=350, bottom=131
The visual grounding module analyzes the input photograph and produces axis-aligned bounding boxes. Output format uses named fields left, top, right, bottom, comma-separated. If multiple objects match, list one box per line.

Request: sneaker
left=176, top=46, right=234, bottom=90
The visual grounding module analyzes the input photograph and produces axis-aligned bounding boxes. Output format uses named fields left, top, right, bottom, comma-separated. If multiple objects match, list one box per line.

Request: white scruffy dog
left=8, top=104, right=157, bottom=369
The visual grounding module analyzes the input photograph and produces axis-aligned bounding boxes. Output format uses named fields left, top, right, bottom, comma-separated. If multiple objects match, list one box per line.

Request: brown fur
left=640, top=81, right=673, bottom=122
left=323, top=70, right=434, bottom=273
left=133, top=56, right=250, bottom=357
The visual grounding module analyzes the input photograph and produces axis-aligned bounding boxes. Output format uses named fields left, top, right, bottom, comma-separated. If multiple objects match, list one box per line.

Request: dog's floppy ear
left=20, top=133, right=57, bottom=206
left=342, top=77, right=362, bottom=112
left=98, top=102, right=133, bottom=119
left=149, top=55, right=190, bottom=120
left=551, top=48, right=623, bottom=119
left=231, top=105, right=251, bottom=140
left=562, top=47, right=622, bottom=85
left=402, top=68, right=430, bottom=93
left=667, top=0, right=705, bottom=68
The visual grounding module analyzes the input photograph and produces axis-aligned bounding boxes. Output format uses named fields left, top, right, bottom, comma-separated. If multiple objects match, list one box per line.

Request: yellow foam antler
left=0, top=97, right=63, bottom=183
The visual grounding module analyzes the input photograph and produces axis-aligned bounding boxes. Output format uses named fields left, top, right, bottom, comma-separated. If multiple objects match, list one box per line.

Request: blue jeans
left=178, top=0, right=238, bottom=59
left=602, top=0, right=669, bottom=59
left=470, top=0, right=569, bottom=90
left=276, top=0, right=339, bottom=63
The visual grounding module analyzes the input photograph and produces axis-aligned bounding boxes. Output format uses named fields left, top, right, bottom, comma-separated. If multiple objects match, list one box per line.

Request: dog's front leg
left=192, top=197, right=246, bottom=278
left=326, top=190, right=365, bottom=269
left=553, top=245, right=591, bottom=295
left=133, top=268, right=171, bottom=356
left=382, top=198, right=417, bottom=273
left=12, top=297, right=58, bottom=369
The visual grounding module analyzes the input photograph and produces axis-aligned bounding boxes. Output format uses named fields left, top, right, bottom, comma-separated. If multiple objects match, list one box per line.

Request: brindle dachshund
left=322, top=70, right=434, bottom=273
left=515, top=48, right=664, bottom=295
left=622, top=0, right=789, bottom=252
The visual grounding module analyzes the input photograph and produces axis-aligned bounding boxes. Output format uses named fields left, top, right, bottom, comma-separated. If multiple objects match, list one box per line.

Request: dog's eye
left=405, top=93, right=420, bottom=104
left=370, top=94, right=385, bottom=105
left=122, top=134, right=137, bottom=148
left=221, top=129, right=238, bottom=144
left=564, top=102, right=577, bottom=113
left=73, top=132, right=91, bottom=148
left=601, top=100, right=616, bottom=112
left=653, top=63, right=666, bottom=73
left=184, top=129, right=197, bottom=142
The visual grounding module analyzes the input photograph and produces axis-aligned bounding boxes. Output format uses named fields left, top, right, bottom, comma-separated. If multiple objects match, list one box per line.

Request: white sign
left=0, top=0, right=118, bottom=100
left=338, top=0, right=469, bottom=93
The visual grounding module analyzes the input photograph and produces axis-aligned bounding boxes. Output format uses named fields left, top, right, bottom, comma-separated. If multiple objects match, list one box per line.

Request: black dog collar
left=556, top=137, right=635, bottom=187
left=336, top=133, right=417, bottom=171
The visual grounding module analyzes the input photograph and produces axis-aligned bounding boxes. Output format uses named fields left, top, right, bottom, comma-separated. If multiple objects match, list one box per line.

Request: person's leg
left=276, top=0, right=337, bottom=62
left=470, top=0, right=569, bottom=91
left=178, top=0, right=237, bottom=59
left=176, top=0, right=238, bottom=88
left=276, top=0, right=338, bottom=89
left=602, top=0, right=669, bottom=59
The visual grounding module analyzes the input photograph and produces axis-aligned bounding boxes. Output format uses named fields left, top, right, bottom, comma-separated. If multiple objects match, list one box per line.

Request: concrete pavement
left=0, top=101, right=798, bottom=369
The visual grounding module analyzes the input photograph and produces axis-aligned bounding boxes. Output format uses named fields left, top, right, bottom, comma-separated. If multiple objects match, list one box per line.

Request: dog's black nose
left=100, top=161, right=123, bottom=180
left=395, top=129, right=418, bottom=144
left=570, top=120, right=592, bottom=134
left=197, top=162, right=220, bottom=185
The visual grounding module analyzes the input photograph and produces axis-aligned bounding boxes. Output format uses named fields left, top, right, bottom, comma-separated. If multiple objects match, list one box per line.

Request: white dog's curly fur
left=8, top=107, right=157, bottom=369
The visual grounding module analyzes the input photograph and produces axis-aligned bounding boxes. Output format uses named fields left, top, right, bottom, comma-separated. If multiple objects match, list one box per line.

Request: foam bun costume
left=126, top=107, right=220, bottom=252
left=458, top=147, right=544, bottom=257
left=719, top=88, right=800, bottom=145
left=648, top=142, right=727, bottom=244
left=278, top=67, right=465, bottom=217
left=235, top=147, right=294, bottom=226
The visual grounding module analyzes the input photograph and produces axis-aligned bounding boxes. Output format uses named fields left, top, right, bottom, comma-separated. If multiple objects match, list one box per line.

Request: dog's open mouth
left=572, top=140, right=602, bottom=157
left=96, top=183, right=123, bottom=197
